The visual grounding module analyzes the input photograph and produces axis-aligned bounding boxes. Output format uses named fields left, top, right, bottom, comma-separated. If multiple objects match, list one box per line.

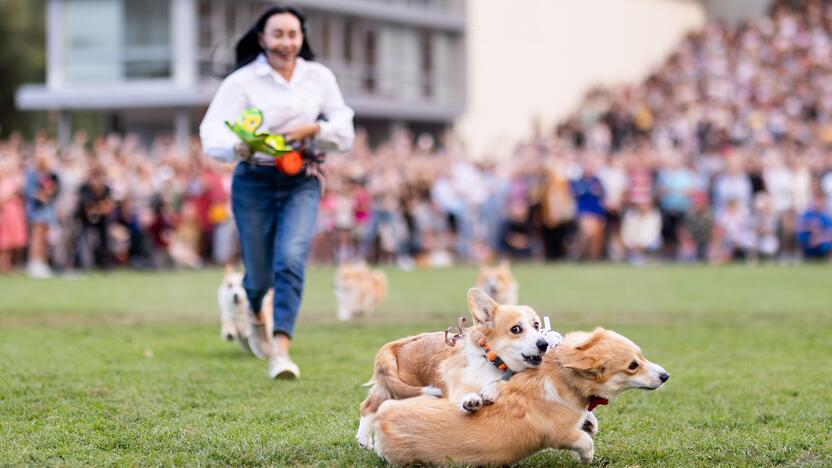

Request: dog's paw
left=356, top=435, right=374, bottom=450
left=479, top=382, right=499, bottom=405
left=582, top=412, right=599, bottom=436
left=573, top=432, right=594, bottom=465
left=461, top=393, right=484, bottom=413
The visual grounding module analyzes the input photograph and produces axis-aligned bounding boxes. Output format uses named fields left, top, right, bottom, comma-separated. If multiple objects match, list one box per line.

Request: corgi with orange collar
left=373, top=328, right=670, bottom=465
left=356, top=288, right=559, bottom=450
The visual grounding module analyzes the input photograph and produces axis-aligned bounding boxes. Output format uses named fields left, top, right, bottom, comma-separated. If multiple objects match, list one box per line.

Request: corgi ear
left=575, top=327, right=606, bottom=350
left=559, top=344, right=605, bottom=375
left=562, top=355, right=599, bottom=372
left=467, top=288, right=498, bottom=327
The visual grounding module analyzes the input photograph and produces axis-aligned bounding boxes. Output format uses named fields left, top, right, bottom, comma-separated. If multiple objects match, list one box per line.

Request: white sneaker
left=247, top=312, right=274, bottom=360
left=268, top=354, right=300, bottom=380
left=26, top=261, right=53, bottom=279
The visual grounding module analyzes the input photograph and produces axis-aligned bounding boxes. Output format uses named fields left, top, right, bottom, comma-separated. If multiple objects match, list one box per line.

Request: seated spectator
left=796, top=189, right=832, bottom=261
left=681, top=192, right=713, bottom=262
left=712, top=198, right=755, bottom=263
left=752, top=192, right=780, bottom=262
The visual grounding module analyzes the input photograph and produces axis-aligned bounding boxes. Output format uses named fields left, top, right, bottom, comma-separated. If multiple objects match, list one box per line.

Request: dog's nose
left=659, top=372, right=670, bottom=383
left=536, top=338, right=549, bottom=353
left=232, top=294, right=240, bottom=305
left=224, top=333, right=234, bottom=341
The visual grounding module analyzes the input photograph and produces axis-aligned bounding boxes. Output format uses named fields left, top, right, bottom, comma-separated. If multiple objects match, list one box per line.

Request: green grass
left=1, top=265, right=831, bottom=466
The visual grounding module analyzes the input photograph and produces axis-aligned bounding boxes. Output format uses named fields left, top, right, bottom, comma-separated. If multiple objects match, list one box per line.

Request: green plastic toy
left=224, top=108, right=294, bottom=157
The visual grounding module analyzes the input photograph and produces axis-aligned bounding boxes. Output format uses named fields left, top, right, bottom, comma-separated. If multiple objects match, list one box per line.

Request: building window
left=124, top=0, right=172, bottom=79
left=420, top=30, right=433, bottom=98
left=64, top=0, right=121, bottom=83
left=363, top=29, right=377, bottom=93
left=343, top=19, right=354, bottom=63
left=63, top=0, right=172, bottom=83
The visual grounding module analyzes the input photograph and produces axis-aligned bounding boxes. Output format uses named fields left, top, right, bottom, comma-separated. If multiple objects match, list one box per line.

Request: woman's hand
left=284, top=122, right=320, bottom=142
left=234, top=142, right=254, bottom=160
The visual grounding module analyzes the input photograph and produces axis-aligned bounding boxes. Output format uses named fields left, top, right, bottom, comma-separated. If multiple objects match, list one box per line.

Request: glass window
left=124, top=0, right=172, bottom=79
left=64, top=0, right=121, bottom=83
left=63, top=0, right=172, bottom=82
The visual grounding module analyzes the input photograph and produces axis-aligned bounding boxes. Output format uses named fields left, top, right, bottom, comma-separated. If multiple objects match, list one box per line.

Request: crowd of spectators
left=2, top=0, right=832, bottom=277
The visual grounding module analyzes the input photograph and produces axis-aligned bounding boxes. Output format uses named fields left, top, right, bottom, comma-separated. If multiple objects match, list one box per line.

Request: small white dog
left=218, top=266, right=272, bottom=353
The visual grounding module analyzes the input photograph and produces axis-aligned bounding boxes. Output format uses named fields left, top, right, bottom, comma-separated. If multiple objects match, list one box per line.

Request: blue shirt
left=571, top=176, right=605, bottom=216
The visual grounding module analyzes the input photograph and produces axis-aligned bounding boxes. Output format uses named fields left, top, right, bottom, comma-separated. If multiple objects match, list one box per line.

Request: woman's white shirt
left=200, top=54, right=355, bottom=163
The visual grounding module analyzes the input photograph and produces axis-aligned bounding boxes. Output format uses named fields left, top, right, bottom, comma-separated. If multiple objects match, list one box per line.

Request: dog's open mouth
left=522, top=353, right=543, bottom=366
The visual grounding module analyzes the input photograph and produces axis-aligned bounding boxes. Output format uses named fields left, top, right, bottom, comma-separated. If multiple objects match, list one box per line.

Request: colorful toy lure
left=225, top=108, right=304, bottom=175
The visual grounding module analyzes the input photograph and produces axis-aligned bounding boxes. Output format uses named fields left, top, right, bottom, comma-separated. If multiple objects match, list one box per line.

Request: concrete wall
left=456, top=0, right=706, bottom=157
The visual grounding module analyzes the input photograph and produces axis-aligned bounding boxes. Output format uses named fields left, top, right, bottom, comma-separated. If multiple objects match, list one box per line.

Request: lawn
left=0, top=265, right=830, bottom=466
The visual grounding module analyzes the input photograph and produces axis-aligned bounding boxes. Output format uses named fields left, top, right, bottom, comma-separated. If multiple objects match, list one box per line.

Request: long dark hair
left=234, top=5, right=315, bottom=71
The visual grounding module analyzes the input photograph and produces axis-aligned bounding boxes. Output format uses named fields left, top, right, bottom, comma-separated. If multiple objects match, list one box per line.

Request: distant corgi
left=334, top=262, right=388, bottom=321
left=476, top=260, right=518, bottom=305
left=218, top=266, right=272, bottom=353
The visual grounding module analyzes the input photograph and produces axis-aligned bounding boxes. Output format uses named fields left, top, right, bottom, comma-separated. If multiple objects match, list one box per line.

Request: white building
left=16, top=0, right=466, bottom=147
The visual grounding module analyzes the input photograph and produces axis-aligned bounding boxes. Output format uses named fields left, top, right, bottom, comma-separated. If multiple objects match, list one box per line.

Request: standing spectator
left=656, top=154, right=697, bottom=258
left=24, top=152, right=60, bottom=278
left=681, top=192, right=714, bottom=262
left=597, top=154, right=627, bottom=261
left=540, top=158, right=577, bottom=261
left=77, top=165, right=115, bottom=270
left=0, top=158, right=27, bottom=274
left=713, top=156, right=752, bottom=214
left=571, top=157, right=606, bottom=260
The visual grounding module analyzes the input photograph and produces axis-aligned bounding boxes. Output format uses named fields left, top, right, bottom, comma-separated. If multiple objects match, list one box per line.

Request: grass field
left=1, top=264, right=831, bottom=466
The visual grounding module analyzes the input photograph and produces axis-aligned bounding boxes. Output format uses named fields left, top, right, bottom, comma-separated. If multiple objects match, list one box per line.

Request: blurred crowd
left=2, top=0, right=832, bottom=277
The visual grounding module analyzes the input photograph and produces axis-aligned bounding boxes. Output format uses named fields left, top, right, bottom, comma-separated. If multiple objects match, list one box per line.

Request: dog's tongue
left=587, top=396, right=609, bottom=412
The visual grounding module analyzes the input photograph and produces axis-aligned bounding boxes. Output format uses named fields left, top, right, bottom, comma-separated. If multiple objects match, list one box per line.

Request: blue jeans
left=231, top=163, right=321, bottom=338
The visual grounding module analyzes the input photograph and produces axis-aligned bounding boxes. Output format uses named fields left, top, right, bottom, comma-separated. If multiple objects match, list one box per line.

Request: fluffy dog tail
left=369, top=343, right=424, bottom=399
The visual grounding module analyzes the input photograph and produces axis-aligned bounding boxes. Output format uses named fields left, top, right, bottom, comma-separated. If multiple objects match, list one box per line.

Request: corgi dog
left=476, top=260, right=518, bottom=305
left=356, top=288, right=554, bottom=450
left=218, top=266, right=273, bottom=353
left=373, top=327, right=670, bottom=466
left=334, top=262, right=388, bottom=321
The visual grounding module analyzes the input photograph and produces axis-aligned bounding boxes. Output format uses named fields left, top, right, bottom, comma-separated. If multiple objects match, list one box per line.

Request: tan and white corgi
left=373, top=328, right=670, bottom=466
left=356, top=288, right=556, bottom=450
left=476, top=260, right=519, bottom=305
left=334, top=262, right=388, bottom=321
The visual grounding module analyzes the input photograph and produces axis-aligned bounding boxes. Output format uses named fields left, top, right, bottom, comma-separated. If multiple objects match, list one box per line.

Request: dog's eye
left=533, top=322, right=540, bottom=331
left=511, top=325, right=522, bottom=334
left=628, top=360, right=639, bottom=370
